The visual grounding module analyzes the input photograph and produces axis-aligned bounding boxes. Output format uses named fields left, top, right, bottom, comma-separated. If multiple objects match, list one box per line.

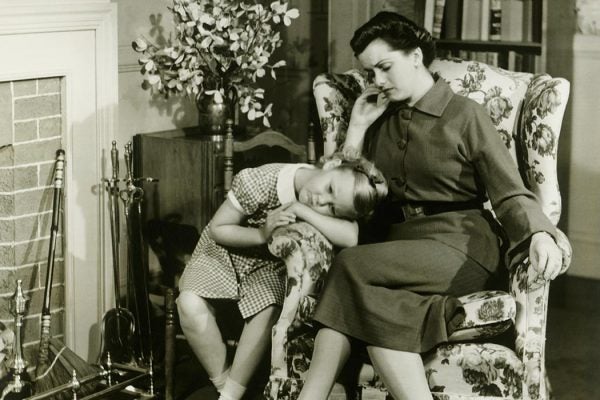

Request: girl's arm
left=286, top=202, right=359, bottom=248
left=209, top=200, right=295, bottom=247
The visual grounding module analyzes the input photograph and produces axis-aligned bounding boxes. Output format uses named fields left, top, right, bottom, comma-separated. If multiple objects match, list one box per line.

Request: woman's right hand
left=349, top=87, right=390, bottom=131
left=259, top=203, right=297, bottom=242
left=345, top=87, right=390, bottom=151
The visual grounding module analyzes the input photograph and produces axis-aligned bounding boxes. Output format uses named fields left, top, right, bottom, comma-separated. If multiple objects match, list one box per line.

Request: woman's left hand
left=529, top=232, right=563, bottom=280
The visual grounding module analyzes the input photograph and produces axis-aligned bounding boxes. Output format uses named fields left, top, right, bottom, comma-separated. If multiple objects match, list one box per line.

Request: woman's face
left=357, top=38, right=419, bottom=103
left=297, top=168, right=357, bottom=219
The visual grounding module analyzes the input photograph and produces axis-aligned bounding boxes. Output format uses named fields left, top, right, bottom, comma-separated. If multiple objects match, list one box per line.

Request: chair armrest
left=508, top=227, right=570, bottom=399
left=268, top=222, right=334, bottom=292
left=267, top=222, right=334, bottom=379
left=449, top=291, right=516, bottom=342
left=555, top=227, right=572, bottom=275
left=515, top=227, right=572, bottom=288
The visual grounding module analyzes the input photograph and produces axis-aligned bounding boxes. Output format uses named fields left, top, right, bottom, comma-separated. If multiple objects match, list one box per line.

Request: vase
left=197, top=95, right=231, bottom=135
left=197, top=97, right=228, bottom=135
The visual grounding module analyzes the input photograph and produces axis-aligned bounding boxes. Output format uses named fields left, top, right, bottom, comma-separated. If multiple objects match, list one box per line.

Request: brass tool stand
left=23, top=357, right=155, bottom=400
left=1, top=280, right=33, bottom=399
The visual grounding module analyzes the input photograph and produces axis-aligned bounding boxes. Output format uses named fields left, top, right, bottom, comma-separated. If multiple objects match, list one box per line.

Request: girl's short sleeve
left=228, top=167, right=273, bottom=215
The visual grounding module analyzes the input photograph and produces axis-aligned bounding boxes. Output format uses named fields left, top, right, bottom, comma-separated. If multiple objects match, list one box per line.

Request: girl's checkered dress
left=179, top=163, right=306, bottom=319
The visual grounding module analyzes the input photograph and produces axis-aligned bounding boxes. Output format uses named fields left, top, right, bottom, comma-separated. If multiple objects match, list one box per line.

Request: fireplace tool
left=0, top=279, right=32, bottom=400
left=99, top=141, right=136, bottom=366
left=34, top=150, right=100, bottom=399
left=119, top=141, right=157, bottom=367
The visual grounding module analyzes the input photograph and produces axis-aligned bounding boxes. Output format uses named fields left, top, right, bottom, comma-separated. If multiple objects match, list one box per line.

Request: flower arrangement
left=132, top=0, right=299, bottom=127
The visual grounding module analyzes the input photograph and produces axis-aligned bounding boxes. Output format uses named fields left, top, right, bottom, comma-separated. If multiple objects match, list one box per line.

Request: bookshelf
left=326, top=0, right=548, bottom=74
left=433, top=0, right=546, bottom=73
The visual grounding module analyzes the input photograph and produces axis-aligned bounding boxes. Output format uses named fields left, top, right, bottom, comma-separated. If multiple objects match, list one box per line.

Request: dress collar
left=277, top=163, right=315, bottom=204
left=412, top=76, right=454, bottom=117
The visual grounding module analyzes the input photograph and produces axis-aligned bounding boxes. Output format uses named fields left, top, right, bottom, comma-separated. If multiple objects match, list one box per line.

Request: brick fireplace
left=0, top=1, right=118, bottom=362
left=0, top=77, right=66, bottom=363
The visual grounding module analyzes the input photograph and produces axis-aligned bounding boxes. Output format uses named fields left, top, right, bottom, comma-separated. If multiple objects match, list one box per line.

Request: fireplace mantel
left=0, top=0, right=118, bottom=361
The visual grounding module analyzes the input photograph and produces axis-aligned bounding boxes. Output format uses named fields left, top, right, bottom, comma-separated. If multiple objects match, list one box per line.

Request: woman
left=296, top=11, right=563, bottom=400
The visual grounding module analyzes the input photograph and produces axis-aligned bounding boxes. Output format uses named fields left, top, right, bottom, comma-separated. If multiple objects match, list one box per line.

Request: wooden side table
left=134, top=129, right=225, bottom=400
left=133, top=129, right=225, bottom=234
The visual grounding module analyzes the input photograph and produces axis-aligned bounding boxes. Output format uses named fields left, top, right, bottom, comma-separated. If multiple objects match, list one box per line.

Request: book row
left=437, top=48, right=540, bottom=72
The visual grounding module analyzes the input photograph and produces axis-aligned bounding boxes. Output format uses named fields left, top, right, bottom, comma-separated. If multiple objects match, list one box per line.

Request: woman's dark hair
left=350, top=11, right=436, bottom=68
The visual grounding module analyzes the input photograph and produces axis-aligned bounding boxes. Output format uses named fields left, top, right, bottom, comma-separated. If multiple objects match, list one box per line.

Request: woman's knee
left=332, top=247, right=367, bottom=280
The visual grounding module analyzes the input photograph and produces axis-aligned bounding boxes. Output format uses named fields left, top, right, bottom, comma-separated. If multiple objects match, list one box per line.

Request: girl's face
left=297, top=168, right=357, bottom=219
left=357, top=38, right=419, bottom=103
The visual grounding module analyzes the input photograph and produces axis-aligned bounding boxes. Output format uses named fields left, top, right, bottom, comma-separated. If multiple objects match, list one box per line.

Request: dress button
left=393, top=176, right=405, bottom=186
left=397, top=139, right=407, bottom=149
left=400, top=108, right=413, bottom=120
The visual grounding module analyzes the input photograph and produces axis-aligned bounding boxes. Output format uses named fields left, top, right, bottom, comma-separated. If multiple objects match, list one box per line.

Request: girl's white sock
left=209, top=367, right=230, bottom=392
left=218, top=377, right=246, bottom=400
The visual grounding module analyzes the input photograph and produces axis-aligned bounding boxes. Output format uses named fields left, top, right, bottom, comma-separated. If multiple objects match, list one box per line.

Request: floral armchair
left=263, top=58, right=572, bottom=400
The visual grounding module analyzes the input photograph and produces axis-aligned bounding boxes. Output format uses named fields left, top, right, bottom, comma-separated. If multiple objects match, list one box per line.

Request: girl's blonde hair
left=320, top=147, right=388, bottom=219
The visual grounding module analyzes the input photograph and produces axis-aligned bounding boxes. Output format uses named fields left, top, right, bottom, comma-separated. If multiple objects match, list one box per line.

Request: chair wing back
left=313, top=58, right=570, bottom=225
left=429, top=59, right=570, bottom=225
left=313, top=69, right=369, bottom=155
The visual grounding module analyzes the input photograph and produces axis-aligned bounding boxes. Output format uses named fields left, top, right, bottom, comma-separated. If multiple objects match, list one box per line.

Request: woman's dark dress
left=313, top=78, right=556, bottom=353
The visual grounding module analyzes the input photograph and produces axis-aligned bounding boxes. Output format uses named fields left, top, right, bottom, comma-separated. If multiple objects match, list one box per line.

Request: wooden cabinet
left=133, top=129, right=224, bottom=234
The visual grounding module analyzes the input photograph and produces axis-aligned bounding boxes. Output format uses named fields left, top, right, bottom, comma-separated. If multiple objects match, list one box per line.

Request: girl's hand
left=349, top=86, right=390, bottom=131
left=529, top=232, right=563, bottom=280
left=283, top=201, right=310, bottom=219
left=259, top=203, right=296, bottom=242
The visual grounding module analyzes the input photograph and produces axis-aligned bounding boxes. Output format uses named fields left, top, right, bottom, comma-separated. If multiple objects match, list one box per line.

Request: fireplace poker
left=35, top=149, right=66, bottom=381
left=99, top=141, right=136, bottom=365
left=34, top=150, right=100, bottom=399
left=119, top=142, right=157, bottom=367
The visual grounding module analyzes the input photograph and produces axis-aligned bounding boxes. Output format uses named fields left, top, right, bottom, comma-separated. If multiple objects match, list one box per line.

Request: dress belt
left=388, top=200, right=484, bottom=222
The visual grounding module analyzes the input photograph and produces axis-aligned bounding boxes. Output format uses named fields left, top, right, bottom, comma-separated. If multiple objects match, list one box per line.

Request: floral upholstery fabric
left=313, top=69, right=368, bottom=156
left=264, top=58, right=572, bottom=400
left=265, top=222, right=333, bottom=400
left=449, top=291, right=515, bottom=342
left=425, top=343, right=525, bottom=399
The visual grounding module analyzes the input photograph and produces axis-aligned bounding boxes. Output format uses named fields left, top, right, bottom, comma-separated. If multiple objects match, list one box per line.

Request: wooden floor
left=181, top=383, right=349, bottom=400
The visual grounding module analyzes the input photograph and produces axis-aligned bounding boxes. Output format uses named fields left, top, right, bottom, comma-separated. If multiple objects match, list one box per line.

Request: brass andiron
left=0, top=279, right=32, bottom=399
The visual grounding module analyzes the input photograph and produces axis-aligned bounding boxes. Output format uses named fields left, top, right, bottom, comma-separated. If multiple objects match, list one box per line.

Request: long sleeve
left=465, top=104, right=556, bottom=266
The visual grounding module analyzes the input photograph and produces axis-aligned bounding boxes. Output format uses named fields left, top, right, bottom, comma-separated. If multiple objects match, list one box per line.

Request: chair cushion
left=424, top=343, right=524, bottom=399
left=450, top=291, right=516, bottom=342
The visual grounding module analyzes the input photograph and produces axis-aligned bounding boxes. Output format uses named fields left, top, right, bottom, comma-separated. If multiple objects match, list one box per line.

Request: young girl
left=176, top=152, right=388, bottom=400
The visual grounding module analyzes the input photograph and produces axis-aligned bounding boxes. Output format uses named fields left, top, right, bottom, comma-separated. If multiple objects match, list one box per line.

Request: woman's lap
left=313, top=238, right=493, bottom=353
left=332, top=238, right=492, bottom=294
